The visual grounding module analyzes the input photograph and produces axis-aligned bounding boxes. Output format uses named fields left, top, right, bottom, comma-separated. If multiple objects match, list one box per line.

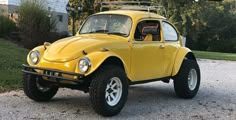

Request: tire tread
left=173, top=59, right=201, bottom=99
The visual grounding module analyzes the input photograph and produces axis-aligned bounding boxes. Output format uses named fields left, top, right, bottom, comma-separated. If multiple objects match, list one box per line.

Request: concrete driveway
left=0, top=59, right=235, bottom=120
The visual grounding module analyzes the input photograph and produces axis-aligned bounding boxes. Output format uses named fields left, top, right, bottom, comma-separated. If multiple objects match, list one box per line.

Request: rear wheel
left=173, top=59, right=201, bottom=99
left=23, top=74, right=58, bottom=102
left=89, top=65, right=128, bottom=116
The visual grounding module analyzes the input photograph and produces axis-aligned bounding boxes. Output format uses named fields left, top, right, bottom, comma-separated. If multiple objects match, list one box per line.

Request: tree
left=197, top=0, right=236, bottom=52
left=156, top=0, right=236, bottom=53
left=18, top=0, right=57, bottom=48
left=70, top=0, right=236, bottom=53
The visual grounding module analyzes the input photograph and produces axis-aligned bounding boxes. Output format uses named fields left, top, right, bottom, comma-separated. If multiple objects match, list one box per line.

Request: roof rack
left=100, top=1, right=167, bottom=18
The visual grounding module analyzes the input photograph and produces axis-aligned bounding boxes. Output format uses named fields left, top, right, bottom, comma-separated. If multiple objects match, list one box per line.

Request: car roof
left=95, top=10, right=166, bottom=21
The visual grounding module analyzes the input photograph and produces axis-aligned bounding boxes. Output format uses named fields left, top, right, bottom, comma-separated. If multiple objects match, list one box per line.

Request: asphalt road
left=0, top=59, right=235, bottom=120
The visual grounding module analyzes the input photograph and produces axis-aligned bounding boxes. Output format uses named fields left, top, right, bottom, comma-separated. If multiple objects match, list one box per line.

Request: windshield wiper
left=82, top=31, right=127, bottom=36
left=87, top=30, right=108, bottom=34
left=107, top=32, right=127, bottom=37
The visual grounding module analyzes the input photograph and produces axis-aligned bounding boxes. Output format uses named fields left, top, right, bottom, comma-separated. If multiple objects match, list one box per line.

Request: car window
left=162, top=22, right=178, bottom=41
left=80, top=14, right=132, bottom=37
left=134, top=20, right=160, bottom=41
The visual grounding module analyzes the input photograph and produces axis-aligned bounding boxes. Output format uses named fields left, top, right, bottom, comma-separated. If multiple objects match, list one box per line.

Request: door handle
left=160, top=44, right=165, bottom=49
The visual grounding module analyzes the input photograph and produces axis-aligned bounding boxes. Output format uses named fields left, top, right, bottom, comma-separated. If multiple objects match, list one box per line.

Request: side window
left=134, top=20, right=160, bottom=41
left=162, top=22, right=178, bottom=41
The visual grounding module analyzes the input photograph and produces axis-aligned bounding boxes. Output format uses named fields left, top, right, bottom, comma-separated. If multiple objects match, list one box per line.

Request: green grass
left=193, top=50, right=236, bottom=61
left=0, top=39, right=29, bottom=92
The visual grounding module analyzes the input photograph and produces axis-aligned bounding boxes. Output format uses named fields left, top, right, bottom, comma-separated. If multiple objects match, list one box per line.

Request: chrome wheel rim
left=188, top=69, right=198, bottom=90
left=105, top=77, right=123, bottom=106
left=36, top=78, right=50, bottom=92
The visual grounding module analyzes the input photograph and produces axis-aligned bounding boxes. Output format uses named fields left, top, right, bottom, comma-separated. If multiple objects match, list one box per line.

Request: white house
left=0, top=0, right=69, bottom=33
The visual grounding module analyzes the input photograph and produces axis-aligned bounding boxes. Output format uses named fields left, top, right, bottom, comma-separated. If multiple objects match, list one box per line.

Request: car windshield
left=79, top=14, right=132, bottom=37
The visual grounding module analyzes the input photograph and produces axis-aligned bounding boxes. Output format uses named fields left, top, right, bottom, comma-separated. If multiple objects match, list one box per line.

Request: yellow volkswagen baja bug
left=22, top=10, right=200, bottom=116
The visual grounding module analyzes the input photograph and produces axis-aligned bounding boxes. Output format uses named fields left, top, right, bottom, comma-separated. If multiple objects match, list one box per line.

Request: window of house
left=58, top=15, right=63, bottom=22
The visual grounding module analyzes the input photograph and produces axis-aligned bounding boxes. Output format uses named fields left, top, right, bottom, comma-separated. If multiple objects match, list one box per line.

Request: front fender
left=172, top=47, right=192, bottom=76
left=77, top=51, right=128, bottom=77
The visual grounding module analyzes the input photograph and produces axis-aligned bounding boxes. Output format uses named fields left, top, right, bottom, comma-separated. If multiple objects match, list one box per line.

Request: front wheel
left=173, top=59, right=201, bottom=99
left=89, top=65, right=128, bottom=117
left=23, top=74, right=58, bottom=102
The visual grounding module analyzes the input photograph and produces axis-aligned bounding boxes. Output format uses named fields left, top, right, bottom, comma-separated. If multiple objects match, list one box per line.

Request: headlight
left=29, top=50, right=40, bottom=64
left=79, top=58, right=91, bottom=73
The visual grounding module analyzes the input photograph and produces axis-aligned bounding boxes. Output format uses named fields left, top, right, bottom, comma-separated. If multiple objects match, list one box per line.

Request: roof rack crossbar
left=99, top=1, right=167, bottom=18
left=101, top=1, right=152, bottom=5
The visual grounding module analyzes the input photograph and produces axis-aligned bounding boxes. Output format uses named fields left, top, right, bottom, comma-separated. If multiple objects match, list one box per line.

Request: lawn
left=0, top=39, right=28, bottom=92
left=193, top=50, right=236, bottom=61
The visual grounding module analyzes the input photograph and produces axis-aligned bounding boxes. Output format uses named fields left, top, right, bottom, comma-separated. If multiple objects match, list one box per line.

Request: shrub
left=18, top=0, right=57, bottom=49
left=0, top=16, right=16, bottom=37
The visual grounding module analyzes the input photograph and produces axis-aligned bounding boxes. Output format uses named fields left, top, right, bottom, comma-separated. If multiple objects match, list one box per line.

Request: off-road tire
left=23, top=73, right=58, bottom=102
left=89, top=65, right=128, bottom=117
left=173, top=59, right=201, bottom=99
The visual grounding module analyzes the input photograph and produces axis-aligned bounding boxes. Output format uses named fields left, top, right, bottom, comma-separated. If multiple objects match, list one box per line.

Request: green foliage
left=196, top=1, right=236, bottom=53
left=156, top=0, right=236, bottom=53
left=70, top=0, right=236, bottom=53
left=0, top=39, right=28, bottom=92
left=0, top=16, right=16, bottom=37
left=18, top=0, right=57, bottom=49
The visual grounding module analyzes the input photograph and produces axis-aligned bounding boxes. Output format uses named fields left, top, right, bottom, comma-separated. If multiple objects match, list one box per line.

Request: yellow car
left=22, top=10, right=200, bottom=116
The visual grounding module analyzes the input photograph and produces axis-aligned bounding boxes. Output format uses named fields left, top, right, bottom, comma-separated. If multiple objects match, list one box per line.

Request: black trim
left=22, top=64, right=85, bottom=84
left=130, top=77, right=171, bottom=85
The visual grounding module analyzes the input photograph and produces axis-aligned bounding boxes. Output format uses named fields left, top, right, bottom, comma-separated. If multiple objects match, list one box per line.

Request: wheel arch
left=172, top=47, right=197, bottom=76
left=84, top=51, right=129, bottom=78
left=101, top=56, right=125, bottom=70
left=185, top=52, right=197, bottom=61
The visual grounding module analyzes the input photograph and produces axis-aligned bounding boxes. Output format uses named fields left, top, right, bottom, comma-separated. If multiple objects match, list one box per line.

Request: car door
left=130, top=20, right=167, bottom=81
left=160, top=21, right=181, bottom=76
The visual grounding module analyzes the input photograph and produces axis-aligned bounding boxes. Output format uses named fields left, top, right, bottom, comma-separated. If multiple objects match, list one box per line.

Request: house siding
left=52, top=12, right=68, bottom=33
left=0, top=4, right=8, bottom=16
left=0, top=0, right=69, bottom=33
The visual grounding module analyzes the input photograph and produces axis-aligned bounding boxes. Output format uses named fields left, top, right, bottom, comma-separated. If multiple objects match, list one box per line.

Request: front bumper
left=22, top=64, right=85, bottom=84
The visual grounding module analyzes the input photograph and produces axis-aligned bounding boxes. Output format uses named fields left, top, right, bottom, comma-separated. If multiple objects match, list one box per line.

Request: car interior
left=134, top=20, right=160, bottom=41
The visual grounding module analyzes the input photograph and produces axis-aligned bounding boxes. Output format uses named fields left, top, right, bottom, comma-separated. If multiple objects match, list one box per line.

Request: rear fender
left=172, top=47, right=196, bottom=76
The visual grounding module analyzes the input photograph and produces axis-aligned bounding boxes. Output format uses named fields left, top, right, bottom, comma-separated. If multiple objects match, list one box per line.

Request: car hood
left=43, top=35, right=124, bottom=62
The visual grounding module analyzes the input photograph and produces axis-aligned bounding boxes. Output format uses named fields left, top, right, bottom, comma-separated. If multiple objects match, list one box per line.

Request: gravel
left=0, top=59, right=235, bottom=120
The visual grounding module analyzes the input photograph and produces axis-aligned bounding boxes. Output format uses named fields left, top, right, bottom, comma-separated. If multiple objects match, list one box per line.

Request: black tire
left=23, top=73, right=58, bottom=102
left=89, top=65, right=128, bottom=117
left=173, top=59, right=201, bottom=99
